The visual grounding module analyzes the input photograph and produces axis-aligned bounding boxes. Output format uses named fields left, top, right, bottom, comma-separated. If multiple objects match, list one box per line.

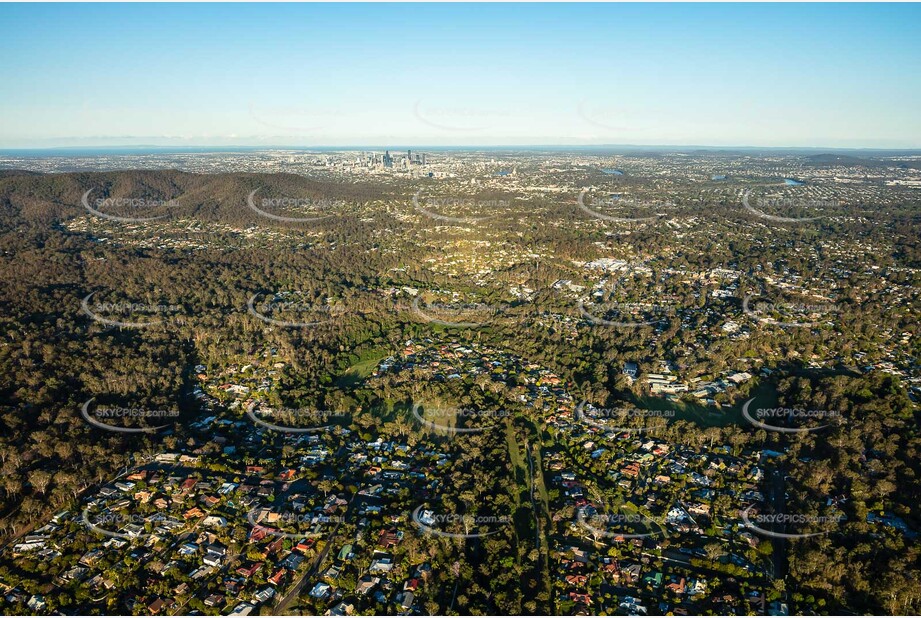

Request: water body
left=784, top=178, right=805, bottom=186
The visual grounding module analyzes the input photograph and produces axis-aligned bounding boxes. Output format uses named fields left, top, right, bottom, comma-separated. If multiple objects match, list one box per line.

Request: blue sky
left=1, top=3, right=919, bottom=148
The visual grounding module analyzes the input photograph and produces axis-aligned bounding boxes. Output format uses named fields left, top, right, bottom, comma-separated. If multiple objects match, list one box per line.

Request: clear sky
left=1, top=2, right=919, bottom=148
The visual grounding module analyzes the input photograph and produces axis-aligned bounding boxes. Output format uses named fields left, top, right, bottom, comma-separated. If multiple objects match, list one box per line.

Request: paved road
left=274, top=445, right=354, bottom=615
left=766, top=467, right=787, bottom=580
left=0, top=456, right=145, bottom=557
left=273, top=532, right=336, bottom=615
left=274, top=495, right=356, bottom=614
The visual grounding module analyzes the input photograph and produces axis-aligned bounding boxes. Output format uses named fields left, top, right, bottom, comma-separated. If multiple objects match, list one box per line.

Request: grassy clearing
left=336, top=349, right=389, bottom=387
left=505, top=421, right=526, bottom=509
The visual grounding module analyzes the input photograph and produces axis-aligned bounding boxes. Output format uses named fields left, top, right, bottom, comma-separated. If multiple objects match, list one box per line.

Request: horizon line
left=3, top=143, right=921, bottom=153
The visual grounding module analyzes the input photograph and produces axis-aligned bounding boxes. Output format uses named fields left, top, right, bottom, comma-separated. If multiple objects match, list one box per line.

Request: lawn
left=335, top=349, right=390, bottom=387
